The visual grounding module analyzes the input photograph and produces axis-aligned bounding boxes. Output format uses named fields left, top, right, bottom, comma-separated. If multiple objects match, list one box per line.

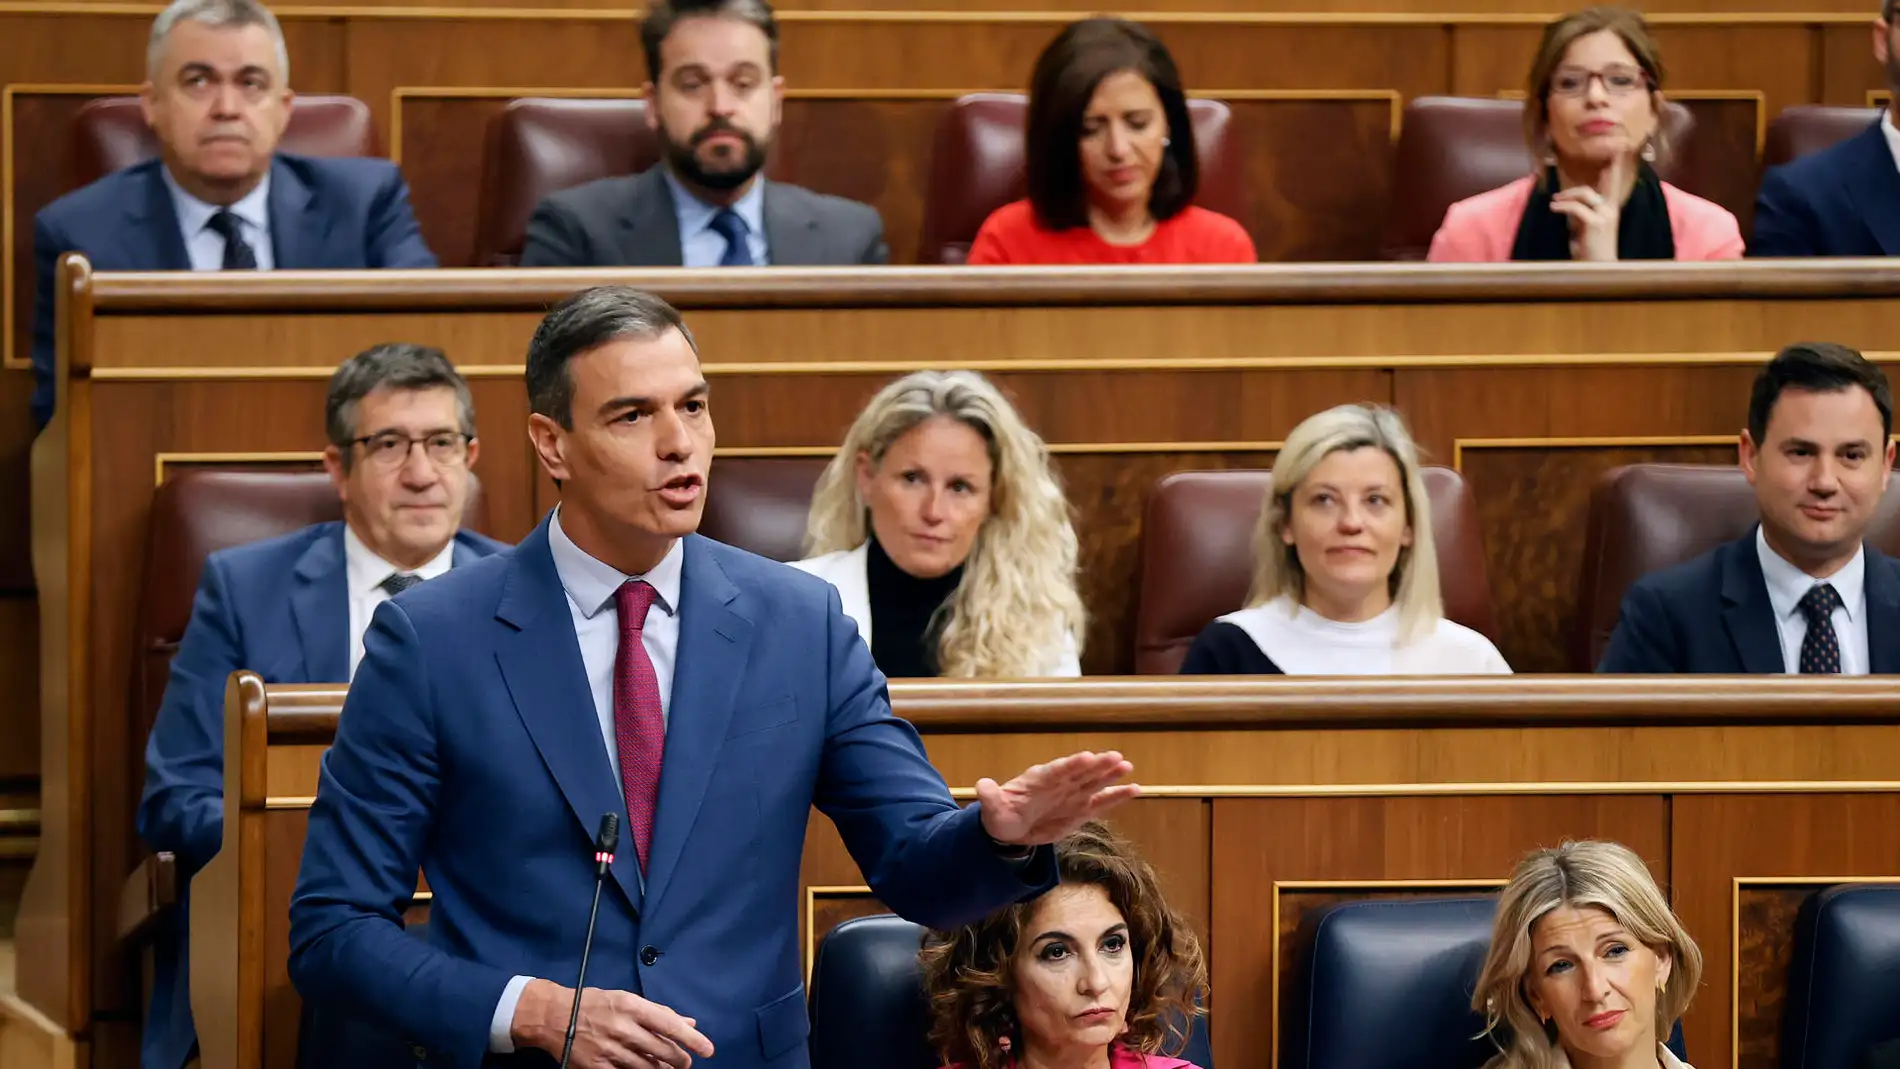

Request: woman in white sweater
left=791, top=370, right=1086, bottom=678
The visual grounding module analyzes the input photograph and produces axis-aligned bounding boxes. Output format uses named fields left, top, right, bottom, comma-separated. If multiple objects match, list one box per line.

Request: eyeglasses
left=1548, top=64, right=1651, bottom=97
left=351, top=431, right=473, bottom=469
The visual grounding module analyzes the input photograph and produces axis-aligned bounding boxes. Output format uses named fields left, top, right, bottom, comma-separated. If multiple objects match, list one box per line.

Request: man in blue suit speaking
left=138, top=343, right=506, bottom=1069
left=29, top=0, right=437, bottom=429
left=288, top=287, right=1138, bottom=1069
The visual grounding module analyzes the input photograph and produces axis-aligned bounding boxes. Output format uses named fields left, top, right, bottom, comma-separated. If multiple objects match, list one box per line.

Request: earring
left=1640, top=136, right=1657, bottom=162
left=1161, top=136, right=1172, bottom=146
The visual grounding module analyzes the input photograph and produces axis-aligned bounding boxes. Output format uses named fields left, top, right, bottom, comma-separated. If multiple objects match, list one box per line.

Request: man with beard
left=519, top=0, right=888, bottom=268
left=29, top=0, right=436, bottom=430
left=1752, top=0, right=1900, bottom=255
left=1599, top=343, right=1900, bottom=673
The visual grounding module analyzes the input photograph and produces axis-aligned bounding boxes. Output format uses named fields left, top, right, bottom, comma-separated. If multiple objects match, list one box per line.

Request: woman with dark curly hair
left=918, top=822, right=1208, bottom=1069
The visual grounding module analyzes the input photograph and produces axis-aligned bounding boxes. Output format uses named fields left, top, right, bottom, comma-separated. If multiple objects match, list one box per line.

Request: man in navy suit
left=137, top=343, right=506, bottom=1069
left=288, top=287, right=1137, bottom=1069
left=1600, top=343, right=1900, bottom=673
left=29, top=0, right=436, bottom=429
left=1751, top=1, right=1900, bottom=257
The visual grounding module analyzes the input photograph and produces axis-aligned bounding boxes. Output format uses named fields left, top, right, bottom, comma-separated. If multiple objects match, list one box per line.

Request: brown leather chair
left=1379, top=96, right=1697, bottom=260
left=1133, top=467, right=1497, bottom=674
left=1572, top=463, right=1900, bottom=670
left=69, top=95, right=378, bottom=191
left=917, top=92, right=1250, bottom=265
left=698, top=457, right=827, bottom=562
left=472, top=98, right=661, bottom=266
left=1763, top=105, right=1879, bottom=169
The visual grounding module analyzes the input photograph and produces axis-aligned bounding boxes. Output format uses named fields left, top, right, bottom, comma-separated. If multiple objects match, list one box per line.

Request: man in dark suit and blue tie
left=1599, top=343, right=1900, bottom=673
left=287, top=286, right=1136, bottom=1069
left=29, top=0, right=437, bottom=429
left=137, top=343, right=506, bottom=1069
left=1751, top=1, right=1900, bottom=257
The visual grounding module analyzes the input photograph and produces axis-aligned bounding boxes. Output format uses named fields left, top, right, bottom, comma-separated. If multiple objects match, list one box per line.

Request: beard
left=662, top=117, right=768, bottom=192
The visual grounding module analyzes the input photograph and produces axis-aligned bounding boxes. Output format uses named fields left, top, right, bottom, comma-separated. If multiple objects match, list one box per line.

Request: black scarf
left=865, top=534, right=963, bottom=679
left=1509, top=162, right=1676, bottom=261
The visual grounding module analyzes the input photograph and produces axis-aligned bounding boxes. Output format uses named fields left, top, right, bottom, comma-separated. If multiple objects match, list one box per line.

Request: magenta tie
left=613, top=579, right=664, bottom=871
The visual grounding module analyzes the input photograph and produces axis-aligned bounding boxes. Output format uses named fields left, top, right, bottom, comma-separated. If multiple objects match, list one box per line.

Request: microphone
left=560, top=813, right=619, bottom=1069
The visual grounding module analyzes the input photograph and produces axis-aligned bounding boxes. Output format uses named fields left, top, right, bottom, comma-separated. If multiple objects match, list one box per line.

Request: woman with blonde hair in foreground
left=794, top=369, right=1086, bottom=677
left=1472, top=840, right=1706, bottom=1069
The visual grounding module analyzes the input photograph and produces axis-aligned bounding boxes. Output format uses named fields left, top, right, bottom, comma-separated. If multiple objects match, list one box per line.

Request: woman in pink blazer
left=1429, top=7, right=1743, bottom=262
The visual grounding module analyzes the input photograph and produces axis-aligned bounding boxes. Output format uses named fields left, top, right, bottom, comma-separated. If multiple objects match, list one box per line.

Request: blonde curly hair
left=803, top=370, right=1086, bottom=677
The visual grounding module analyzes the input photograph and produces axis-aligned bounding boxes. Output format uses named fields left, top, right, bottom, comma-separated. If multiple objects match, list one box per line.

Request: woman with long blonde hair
left=1178, top=403, right=1509, bottom=674
left=1472, top=840, right=1705, bottom=1069
left=793, top=370, right=1086, bottom=677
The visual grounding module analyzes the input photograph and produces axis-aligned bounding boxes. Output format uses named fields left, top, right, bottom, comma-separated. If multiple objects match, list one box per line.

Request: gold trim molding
left=804, top=883, right=877, bottom=983
left=154, top=450, right=326, bottom=486
left=1450, top=433, right=1736, bottom=471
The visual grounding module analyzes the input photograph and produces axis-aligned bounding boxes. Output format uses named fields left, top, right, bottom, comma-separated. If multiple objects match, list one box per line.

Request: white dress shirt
left=1882, top=110, right=1900, bottom=175
left=342, top=526, right=454, bottom=678
left=489, top=509, right=684, bottom=1052
left=160, top=165, right=276, bottom=270
left=662, top=167, right=769, bottom=267
left=1756, top=526, right=1869, bottom=674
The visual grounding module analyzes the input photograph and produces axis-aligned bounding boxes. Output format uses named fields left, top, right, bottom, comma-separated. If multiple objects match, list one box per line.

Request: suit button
left=411, top=1044, right=428, bottom=1061
left=640, top=945, right=661, bottom=966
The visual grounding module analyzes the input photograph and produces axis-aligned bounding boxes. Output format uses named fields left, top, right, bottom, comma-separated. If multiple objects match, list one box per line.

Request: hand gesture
left=1549, top=152, right=1629, bottom=262
left=514, top=979, right=715, bottom=1069
left=975, top=750, right=1139, bottom=847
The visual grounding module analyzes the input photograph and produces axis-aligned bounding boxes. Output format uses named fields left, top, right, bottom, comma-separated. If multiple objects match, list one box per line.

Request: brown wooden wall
left=206, top=679, right=1900, bottom=1069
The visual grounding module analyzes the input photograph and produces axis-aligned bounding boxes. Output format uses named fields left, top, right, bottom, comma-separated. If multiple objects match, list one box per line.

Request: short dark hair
left=325, top=343, right=474, bottom=471
left=640, top=0, right=778, bottom=83
left=1023, top=17, right=1198, bottom=232
left=526, top=286, right=698, bottom=429
left=1747, top=342, right=1894, bottom=445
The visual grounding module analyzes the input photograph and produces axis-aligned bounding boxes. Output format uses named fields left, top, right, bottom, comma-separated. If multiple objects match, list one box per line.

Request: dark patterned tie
left=708, top=208, right=754, bottom=267
left=379, top=572, right=423, bottom=596
left=1797, top=583, right=1844, bottom=674
left=206, top=209, right=258, bottom=269
left=614, top=579, right=664, bottom=871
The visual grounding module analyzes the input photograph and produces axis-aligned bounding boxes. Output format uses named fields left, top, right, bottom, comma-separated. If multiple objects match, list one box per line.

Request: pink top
left=947, top=1052, right=1202, bottom=1069
left=1425, top=175, right=1744, bottom=262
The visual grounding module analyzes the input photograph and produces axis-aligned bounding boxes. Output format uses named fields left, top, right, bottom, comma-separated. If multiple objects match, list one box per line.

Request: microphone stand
left=560, top=814, right=619, bottom=1069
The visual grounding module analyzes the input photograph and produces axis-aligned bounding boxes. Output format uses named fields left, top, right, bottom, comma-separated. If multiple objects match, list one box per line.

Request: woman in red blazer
left=966, top=18, right=1255, bottom=265
left=1429, top=7, right=1743, bottom=262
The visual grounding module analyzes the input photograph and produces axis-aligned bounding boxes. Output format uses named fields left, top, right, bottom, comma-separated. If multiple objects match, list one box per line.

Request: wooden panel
left=7, top=90, right=121, bottom=374
left=1676, top=95, right=1765, bottom=232
left=1819, top=24, right=1887, bottom=108
left=1734, top=883, right=1813, bottom=1069
left=263, top=809, right=305, bottom=1069
left=1671, top=794, right=1900, bottom=1069
left=1209, top=794, right=1669, bottom=1069
left=1228, top=96, right=1395, bottom=262
left=0, top=598, right=39, bottom=781
left=394, top=96, right=508, bottom=268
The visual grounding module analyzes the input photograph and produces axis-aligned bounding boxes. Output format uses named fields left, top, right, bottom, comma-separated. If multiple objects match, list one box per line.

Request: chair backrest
left=806, top=913, right=1215, bottom=1069
left=472, top=98, right=660, bottom=266
left=69, top=95, right=378, bottom=190
left=1780, top=884, right=1900, bottom=1069
left=918, top=93, right=1249, bottom=265
left=1134, top=467, right=1497, bottom=675
left=1379, top=96, right=1696, bottom=260
left=697, top=457, right=827, bottom=562
left=132, top=470, right=486, bottom=747
left=1763, top=105, right=1879, bottom=169
left=1572, top=463, right=1900, bottom=670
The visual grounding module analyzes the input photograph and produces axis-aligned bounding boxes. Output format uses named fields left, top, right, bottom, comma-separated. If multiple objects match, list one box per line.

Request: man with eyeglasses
left=134, top=342, right=506, bottom=1069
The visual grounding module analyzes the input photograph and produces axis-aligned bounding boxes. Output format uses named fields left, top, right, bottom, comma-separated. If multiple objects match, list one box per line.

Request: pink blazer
left=1426, top=175, right=1744, bottom=262
left=947, top=1053, right=1200, bottom=1069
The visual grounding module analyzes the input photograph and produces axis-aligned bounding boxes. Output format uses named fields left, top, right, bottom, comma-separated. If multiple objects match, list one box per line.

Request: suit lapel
left=641, top=536, right=753, bottom=914
left=1863, top=549, right=1900, bottom=673
left=1720, top=531, right=1788, bottom=674
left=449, top=534, right=487, bottom=569
left=1841, top=123, right=1900, bottom=255
left=289, top=525, right=351, bottom=682
left=134, top=164, right=192, bottom=271
left=267, top=156, right=318, bottom=268
left=493, top=520, right=645, bottom=913
left=762, top=181, right=819, bottom=266
left=617, top=168, right=687, bottom=267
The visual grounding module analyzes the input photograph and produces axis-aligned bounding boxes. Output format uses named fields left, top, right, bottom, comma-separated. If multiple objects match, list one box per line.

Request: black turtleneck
left=865, top=534, right=964, bottom=679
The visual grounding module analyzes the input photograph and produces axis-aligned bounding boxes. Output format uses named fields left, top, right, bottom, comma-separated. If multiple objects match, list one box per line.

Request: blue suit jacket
left=1597, top=529, right=1900, bottom=673
left=136, top=521, right=506, bottom=1069
left=30, top=153, right=438, bottom=428
left=1752, top=121, right=1900, bottom=258
left=288, top=520, right=1054, bottom=1069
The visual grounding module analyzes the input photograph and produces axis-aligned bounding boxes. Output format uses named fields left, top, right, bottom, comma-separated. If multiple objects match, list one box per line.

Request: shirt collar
left=161, top=163, right=273, bottom=236
left=548, top=508, right=684, bottom=620
left=1756, top=525, right=1865, bottom=623
left=1883, top=110, right=1900, bottom=176
left=343, top=523, right=456, bottom=595
left=661, top=166, right=766, bottom=245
